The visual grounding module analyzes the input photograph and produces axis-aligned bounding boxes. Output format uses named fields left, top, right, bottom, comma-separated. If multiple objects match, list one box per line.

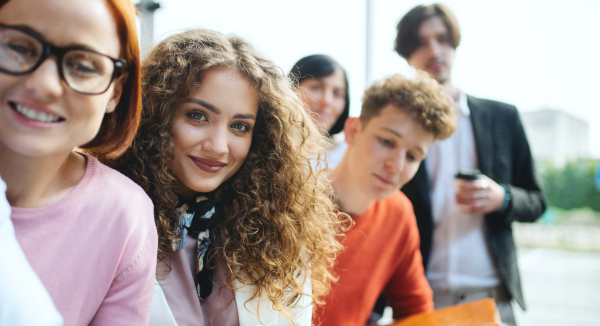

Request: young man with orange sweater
left=315, top=73, right=456, bottom=326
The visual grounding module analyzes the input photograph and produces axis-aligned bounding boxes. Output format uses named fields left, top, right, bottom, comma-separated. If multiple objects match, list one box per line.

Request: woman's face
left=0, top=0, right=125, bottom=159
left=171, top=66, right=259, bottom=199
left=298, top=68, right=346, bottom=134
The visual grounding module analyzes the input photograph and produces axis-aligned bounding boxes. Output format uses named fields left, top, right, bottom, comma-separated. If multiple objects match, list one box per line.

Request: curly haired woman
left=113, top=29, right=346, bottom=326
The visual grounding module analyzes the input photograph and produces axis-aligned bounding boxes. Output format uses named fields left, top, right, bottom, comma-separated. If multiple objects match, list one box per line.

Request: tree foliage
left=539, top=160, right=600, bottom=212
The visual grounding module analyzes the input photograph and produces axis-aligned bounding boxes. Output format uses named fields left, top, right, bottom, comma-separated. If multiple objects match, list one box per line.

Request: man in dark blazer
left=394, top=4, right=546, bottom=325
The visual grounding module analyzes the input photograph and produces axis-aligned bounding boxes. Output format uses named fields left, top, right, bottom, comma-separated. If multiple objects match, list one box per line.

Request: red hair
left=81, top=0, right=142, bottom=160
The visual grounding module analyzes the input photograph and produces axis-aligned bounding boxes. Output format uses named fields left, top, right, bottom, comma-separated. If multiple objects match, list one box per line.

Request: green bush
left=539, top=160, right=600, bottom=212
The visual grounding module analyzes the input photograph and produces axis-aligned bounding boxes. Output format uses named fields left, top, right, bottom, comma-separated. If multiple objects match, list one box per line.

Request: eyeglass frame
left=0, top=23, right=128, bottom=95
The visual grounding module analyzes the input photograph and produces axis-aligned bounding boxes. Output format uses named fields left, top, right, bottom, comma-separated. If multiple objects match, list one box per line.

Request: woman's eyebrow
left=183, top=98, right=221, bottom=115
left=233, top=113, right=256, bottom=120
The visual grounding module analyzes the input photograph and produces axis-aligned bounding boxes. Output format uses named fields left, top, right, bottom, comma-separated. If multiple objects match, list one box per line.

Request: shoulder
left=467, top=95, right=518, bottom=115
left=86, top=155, right=153, bottom=208
left=375, top=192, right=421, bottom=255
left=83, top=155, right=155, bottom=232
left=365, top=191, right=417, bottom=230
left=86, top=157, right=157, bottom=276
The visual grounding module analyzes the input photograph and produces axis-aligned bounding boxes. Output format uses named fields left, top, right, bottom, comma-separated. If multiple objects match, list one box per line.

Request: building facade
left=521, top=109, right=588, bottom=168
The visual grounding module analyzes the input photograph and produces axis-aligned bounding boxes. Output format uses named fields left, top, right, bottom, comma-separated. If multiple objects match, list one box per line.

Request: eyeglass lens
left=0, top=26, right=118, bottom=94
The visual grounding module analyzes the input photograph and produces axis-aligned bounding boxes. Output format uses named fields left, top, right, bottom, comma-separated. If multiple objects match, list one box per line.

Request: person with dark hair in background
left=290, top=54, right=349, bottom=168
left=395, top=4, right=546, bottom=325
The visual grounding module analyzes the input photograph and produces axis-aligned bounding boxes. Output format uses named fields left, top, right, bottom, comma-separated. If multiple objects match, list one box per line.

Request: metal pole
left=365, top=0, right=373, bottom=85
left=136, top=0, right=161, bottom=50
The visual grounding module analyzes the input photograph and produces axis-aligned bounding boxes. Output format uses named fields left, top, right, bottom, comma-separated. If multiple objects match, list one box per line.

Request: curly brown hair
left=360, top=72, right=457, bottom=140
left=112, top=29, right=346, bottom=319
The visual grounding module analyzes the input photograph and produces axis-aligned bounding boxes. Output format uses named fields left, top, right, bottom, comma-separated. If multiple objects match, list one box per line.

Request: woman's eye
left=333, top=88, right=346, bottom=99
left=231, top=122, right=251, bottom=133
left=7, top=42, right=36, bottom=57
left=188, top=111, right=207, bottom=122
left=65, top=53, right=103, bottom=76
left=72, top=62, right=96, bottom=74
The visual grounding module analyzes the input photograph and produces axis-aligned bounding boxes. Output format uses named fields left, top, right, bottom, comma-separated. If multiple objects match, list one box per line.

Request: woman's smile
left=189, top=155, right=227, bottom=173
left=171, top=66, right=258, bottom=194
left=9, top=101, right=65, bottom=130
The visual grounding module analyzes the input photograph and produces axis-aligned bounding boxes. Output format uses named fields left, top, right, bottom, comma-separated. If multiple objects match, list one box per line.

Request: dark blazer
left=401, top=95, right=546, bottom=311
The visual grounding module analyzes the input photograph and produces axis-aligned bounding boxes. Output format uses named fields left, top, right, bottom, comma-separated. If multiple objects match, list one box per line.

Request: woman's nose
left=202, top=127, right=229, bottom=156
left=321, top=89, right=336, bottom=106
left=23, top=58, right=64, bottom=100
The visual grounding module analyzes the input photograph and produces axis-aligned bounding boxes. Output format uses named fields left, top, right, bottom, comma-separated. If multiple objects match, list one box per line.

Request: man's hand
left=455, top=175, right=505, bottom=215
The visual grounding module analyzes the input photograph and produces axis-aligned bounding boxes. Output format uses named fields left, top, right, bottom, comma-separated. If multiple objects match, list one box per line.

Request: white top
left=325, top=133, right=347, bottom=170
left=310, top=132, right=347, bottom=171
left=425, top=92, right=500, bottom=290
left=149, top=228, right=312, bottom=326
left=150, top=264, right=312, bottom=326
left=0, top=176, right=64, bottom=326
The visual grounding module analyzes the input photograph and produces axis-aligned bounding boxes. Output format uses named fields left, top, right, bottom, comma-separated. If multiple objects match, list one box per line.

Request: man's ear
left=344, top=117, right=362, bottom=145
left=106, top=72, right=129, bottom=113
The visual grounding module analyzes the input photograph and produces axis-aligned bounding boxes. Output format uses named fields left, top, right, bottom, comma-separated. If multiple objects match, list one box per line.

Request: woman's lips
left=8, top=101, right=65, bottom=129
left=312, top=109, right=329, bottom=121
left=190, top=156, right=227, bottom=173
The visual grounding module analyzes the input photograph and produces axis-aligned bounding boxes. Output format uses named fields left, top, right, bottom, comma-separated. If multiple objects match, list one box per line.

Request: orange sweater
left=315, top=190, right=433, bottom=326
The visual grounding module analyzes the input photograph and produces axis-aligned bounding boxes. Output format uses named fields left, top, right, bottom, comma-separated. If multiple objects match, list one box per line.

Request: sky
left=139, top=0, right=600, bottom=157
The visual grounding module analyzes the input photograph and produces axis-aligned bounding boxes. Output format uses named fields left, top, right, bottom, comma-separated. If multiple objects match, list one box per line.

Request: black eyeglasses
left=0, top=23, right=127, bottom=95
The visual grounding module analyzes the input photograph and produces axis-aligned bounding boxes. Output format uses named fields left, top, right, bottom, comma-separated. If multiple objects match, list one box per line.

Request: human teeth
left=14, top=104, right=60, bottom=122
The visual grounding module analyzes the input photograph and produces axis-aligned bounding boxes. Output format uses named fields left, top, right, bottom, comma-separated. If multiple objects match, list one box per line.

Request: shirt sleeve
left=489, top=108, right=546, bottom=225
left=89, top=198, right=158, bottom=326
left=506, top=111, right=546, bottom=221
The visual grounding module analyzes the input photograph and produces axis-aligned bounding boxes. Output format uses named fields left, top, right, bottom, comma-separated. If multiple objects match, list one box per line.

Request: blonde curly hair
left=113, top=28, right=347, bottom=319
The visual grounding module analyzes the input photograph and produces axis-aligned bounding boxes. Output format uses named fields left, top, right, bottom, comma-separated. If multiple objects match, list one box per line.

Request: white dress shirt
left=425, top=92, right=500, bottom=291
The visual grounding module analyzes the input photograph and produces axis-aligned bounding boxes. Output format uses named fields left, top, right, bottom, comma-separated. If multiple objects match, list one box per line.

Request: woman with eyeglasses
left=0, top=0, right=158, bottom=325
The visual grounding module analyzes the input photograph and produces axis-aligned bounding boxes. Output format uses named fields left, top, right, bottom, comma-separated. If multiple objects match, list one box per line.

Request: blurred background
left=135, top=1, right=600, bottom=325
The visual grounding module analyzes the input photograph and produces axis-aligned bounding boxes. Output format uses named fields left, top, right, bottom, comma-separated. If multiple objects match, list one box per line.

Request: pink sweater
left=11, top=154, right=158, bottom=326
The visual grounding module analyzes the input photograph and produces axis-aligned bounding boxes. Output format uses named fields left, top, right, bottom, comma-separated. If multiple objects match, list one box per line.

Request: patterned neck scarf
left=173, top=195, right=217, bottom=301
